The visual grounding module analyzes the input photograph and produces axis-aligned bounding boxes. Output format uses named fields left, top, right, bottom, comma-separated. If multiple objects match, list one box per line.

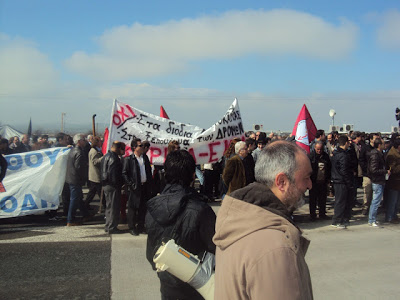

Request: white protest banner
left=0, top=147, right=70, bottom=219
left=108, top=99, right=245, bottom=165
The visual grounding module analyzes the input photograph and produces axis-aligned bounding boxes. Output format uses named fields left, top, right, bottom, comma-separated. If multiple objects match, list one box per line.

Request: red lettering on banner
left=113, top=114, right=122, bottom=126
left=125, top=105, right=136, bottom=118
left=124, top=145, right=132, bottom=157
left=208, top=141, right=220, bottom=162
left=198, top=153, right=208, bottom=157
left=116, top=106, right=129, bottom=122
left=188, top=148, right=197, bottom=163
left=149, top=147, right=162, bottom=164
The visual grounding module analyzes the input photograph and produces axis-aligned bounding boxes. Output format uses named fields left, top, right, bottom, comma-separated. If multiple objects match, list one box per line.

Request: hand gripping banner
left=108, top=99, right=245, bottom=165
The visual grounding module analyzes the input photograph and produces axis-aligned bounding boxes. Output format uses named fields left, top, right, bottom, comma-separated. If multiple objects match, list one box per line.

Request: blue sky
left=1, top=0, right=399, bottom=133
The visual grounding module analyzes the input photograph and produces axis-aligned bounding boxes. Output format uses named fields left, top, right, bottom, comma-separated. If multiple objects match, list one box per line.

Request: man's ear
left=275, top=172, right=289, bottom=193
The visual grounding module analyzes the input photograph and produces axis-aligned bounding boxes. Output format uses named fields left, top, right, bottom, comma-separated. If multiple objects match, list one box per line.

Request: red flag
left=102, top=127, right=109, bottom=155
left=291, top=104, right=317, bottom=154
left=160, top=106, right=170, bottom=119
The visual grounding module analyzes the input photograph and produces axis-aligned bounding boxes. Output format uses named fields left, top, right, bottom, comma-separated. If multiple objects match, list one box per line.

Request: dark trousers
left=62, top=183, right=70, bottom=216
left=68, top=184, right=89, bottom=223
left=333, top=183, right=353, bottom=225
left=127, top=183, right=149, bottom=230
left=309, top=182, right=327, bottom=218
left=104, top=185, right=121, bottom=231
left=204, top=169, right=220, bottom=199
left=84, top=181, right=102, bottom=208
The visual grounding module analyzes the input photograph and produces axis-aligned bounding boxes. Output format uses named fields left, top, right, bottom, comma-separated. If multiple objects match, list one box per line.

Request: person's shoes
left=129, top=229, right=139, bottom=236
left=368, top=222, right=379, bottom=227
left=319, top=215, right=330, bottom=220
left=108, top=228, right=124, bottom=234
left=49, top=216, right=61, bottom=221
left=389, top=219, right=399, bottom=224
left=331, top=224, right=346, bottom=229
left=104, top=228, right=109, bottom=233
left=67, top=222, right=82, bottom=227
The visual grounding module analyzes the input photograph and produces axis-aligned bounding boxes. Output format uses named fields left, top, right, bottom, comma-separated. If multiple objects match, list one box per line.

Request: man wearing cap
left=252, top=136, right=267, bottom=164
left=214, top=141, right=313, bottom=299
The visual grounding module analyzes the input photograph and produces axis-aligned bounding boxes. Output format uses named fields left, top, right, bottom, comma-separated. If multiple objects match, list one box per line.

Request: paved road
left=1, top=193, right=400, bottom=299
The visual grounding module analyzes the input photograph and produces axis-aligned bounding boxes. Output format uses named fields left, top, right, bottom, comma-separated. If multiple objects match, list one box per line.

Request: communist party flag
left=291, top=104, right=317, bottom=153
left=160, top=106, right=170, bottom=119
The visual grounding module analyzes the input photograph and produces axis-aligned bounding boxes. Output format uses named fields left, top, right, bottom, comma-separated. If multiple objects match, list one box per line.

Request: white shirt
left=135, top=154, right=147, bottom=183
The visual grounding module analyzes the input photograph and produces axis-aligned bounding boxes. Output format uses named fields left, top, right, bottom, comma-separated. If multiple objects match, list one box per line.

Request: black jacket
left=359, top=143, right=373, bottom=176
left=243, top=154, right=255, bottom=185
left=309, top=150, right=331, bottom=184
left=367, top=149, right=386, bottom=185
left=146, top=184, right=216, bottom=299
left=65, top=146, right=88, bottom=186
left=331, top=147, right=353, bottom=187
left=100, top=151, right=123, bottom=188
left=122, top=154, right=153, bottom=207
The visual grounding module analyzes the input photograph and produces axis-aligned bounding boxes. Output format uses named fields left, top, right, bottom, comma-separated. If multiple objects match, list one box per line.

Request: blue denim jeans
left=68, top=184, right=88, bottom=223
left=195, top=166, right=204, bottom=186
left=385, top=189, right=400, bottom=222
left=369, top=183, right=384, bottom=223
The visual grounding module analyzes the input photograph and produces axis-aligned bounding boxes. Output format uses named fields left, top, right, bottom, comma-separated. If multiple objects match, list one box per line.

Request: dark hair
left=130, top=137, right=141, bottom=149
left=164, top=150, right=195, bottom=187
left=142, top=141, right=150, bottom=148
left=56, top=132, right=65, bottom=142
left=245, top=138, right=256, bottom=147
left=338, top=135, right=349, bottom=146
left=392, top=138, right=400, bottom=149
left=351, top=131, right=362, bottom=140
left=316, top=130, right=325, bottom=139
left=112, top=141, right=125, bottom=150
left=0, top=138, right=8, bottom=145
left=373, top=138, right=383, bottom=149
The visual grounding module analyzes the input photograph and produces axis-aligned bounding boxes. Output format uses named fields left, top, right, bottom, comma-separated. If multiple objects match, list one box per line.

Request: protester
left=222, top=141, right=247, bottom=195
left=213, top=141, right=313, bottom=299
left=252, top=136, right=267, bottom=164
left=146, top=150, right=216, bottom=300
left=309, top=141, right=331, bottom=221
left=331, top=135, right=354, bottom=229
left=65, top=134, right=92, bottom=226
left=385, top=138, right=400, bottom=224
left=0, top=145, right=7, bottom=182
left=101, top=141, right=125, bottom=234
left=85, top=136, right=103, bottom=210
left=367, top=138, right=388, bottom=227
left=122, top=138, right=153, bottom=236
left=243, top=137, right=256, bottom=185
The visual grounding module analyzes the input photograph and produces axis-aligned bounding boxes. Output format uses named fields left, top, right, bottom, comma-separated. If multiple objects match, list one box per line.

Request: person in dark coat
left=367, top=138, right=388, bottom=226
left=65, top=134, right=91, bottom=226
left=243, top=137, right=256, bottom=185
left=331, top=135, right=353, bottom=228
left=101, top=141, right=125, bottom=233
left=309, top=141, right=331, bottom=220
left=146, top=150, right=216, bottom=300
left=122, top=138, right=153, bottom=236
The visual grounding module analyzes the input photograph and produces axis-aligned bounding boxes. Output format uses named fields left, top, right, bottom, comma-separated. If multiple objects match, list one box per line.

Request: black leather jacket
left=309, top=150, right=331, bottom=184
left=100, top=151, right=123, bottom=188
left=367, top=149, right=386, bottom=185
left=146, top=184, right=216, bottom=299
left=331, top=147, right=353, bottom=187
left=65, top=146, right=88, bottom=186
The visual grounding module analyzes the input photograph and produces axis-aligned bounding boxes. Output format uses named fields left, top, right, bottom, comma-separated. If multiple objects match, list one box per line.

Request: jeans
left=385, top=189, right=400, bottom=222
left=369, top=183, right=384, bottom=223
left=195, top=166, right=204, bottom=186
left=68, top=184, right=88, bottom=223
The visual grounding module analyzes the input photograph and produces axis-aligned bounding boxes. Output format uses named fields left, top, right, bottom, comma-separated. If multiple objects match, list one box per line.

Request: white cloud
left=0, top=34, right=59, bottom=96
left=65, top=9, right=358, bottom=81
left=376, top=10, right=400, bottom=49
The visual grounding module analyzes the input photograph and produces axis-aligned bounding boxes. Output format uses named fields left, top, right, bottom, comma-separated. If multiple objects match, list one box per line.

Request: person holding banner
left=122, top=138, right=153, bottom=236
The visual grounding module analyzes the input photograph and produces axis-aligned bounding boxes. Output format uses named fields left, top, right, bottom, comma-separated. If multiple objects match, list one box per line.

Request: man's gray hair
left=255, top=141, right=301, bottom=187
left=315, top=140, right=324, bottom=147
left=235, top=141, right=246, bottom=154
left=73, top=133, right=85, bottom=145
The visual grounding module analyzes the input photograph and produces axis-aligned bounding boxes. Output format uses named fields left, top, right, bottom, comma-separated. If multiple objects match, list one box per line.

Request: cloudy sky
left=0, top=0, right=399, bottom=133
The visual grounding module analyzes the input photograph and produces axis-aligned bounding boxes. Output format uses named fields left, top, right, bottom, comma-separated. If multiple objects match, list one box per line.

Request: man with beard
left=214, top=141, right=313, bottom=299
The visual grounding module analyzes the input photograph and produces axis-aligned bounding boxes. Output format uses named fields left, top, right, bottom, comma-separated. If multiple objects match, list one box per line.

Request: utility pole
left=61, top=112, right=66, bottom=132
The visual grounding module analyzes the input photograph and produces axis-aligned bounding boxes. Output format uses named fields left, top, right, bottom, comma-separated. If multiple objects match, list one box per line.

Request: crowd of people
left=1, top=128, right=400, bottom=299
